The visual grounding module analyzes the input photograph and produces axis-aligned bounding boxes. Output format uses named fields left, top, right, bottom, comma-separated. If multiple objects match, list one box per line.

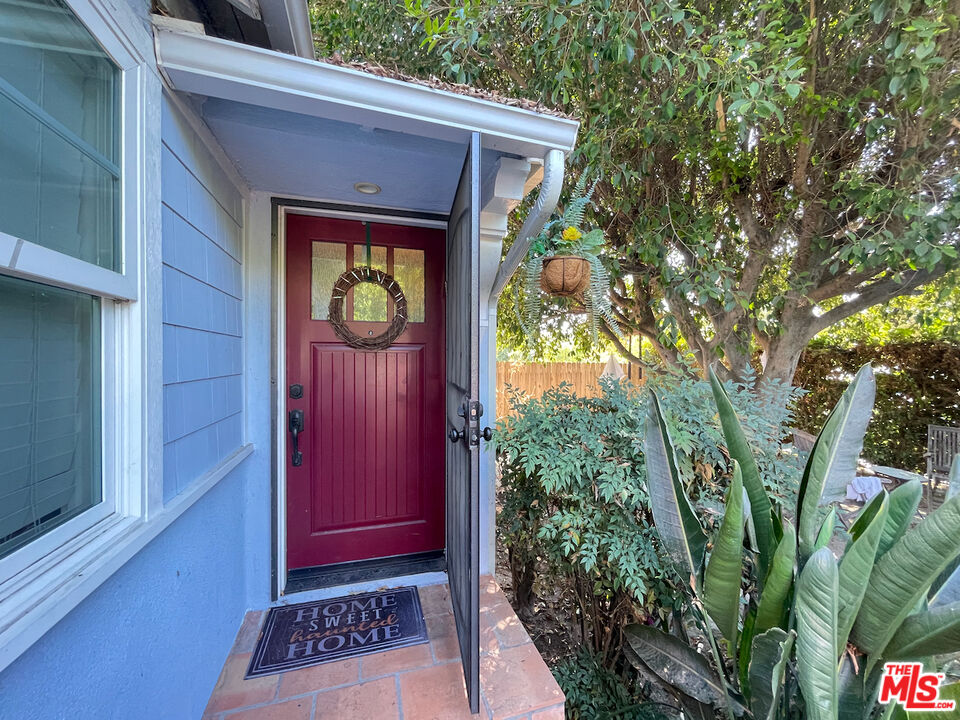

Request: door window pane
left=0, top=274, right=101, bottom=560
left=393, top=248, right=425, bottom=322
left=311, top=241, right=346, bottom=320
left=0, top=0, right=120, bottom=270
left=352, top=245, right=387, bottom=322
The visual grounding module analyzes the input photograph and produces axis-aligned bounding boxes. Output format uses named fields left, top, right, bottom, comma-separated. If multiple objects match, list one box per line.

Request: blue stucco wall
left=0, top=465, right=249, bottom=720
left=161, top=95, right=245, bottom=502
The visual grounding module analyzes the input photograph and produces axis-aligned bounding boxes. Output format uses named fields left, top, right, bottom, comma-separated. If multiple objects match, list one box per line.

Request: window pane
left=0, top=274, right=101, bottom=560
left=352, top=245, right=387, bottom=322
left=311, top=241, right=346, bottom=320
left=0, top=0, right=119, bottom=160
left=0, top=0, right=120, bottom=271
left=394, top=248, right=425, bottom=323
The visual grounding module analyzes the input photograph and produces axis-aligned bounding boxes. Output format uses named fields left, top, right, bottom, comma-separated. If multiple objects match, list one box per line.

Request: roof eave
left=154, top=29, right=580, bottom=156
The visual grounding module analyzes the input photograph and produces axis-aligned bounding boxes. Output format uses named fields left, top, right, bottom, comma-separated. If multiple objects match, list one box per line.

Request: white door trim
left=271, top=199, right=451, bottom=601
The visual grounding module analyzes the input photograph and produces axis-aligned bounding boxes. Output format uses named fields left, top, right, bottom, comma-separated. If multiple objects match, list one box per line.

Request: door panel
left=285, top=215, right=445, bottom=570
left=445, top=133, right=482, bottom=715
left=309, top=345, right=423, bottom=530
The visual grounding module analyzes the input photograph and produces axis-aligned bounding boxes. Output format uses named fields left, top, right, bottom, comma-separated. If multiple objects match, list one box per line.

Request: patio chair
left=926, top=425, right=960, bottom=511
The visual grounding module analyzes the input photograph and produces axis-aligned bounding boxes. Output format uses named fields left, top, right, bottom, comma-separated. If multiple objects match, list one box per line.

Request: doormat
left=246, top=586, right=428, bottom=678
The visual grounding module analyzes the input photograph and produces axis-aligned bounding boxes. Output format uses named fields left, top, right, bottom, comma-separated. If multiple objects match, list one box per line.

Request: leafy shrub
left=645, top=365, right=803, bottom=502
left=553, top=650, right=679, bottom=720
left=496, top=371, right=801, bottom=666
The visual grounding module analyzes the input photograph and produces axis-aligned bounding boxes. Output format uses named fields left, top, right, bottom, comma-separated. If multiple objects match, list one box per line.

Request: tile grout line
left=362, top=656, right=461, bottom=683
left=218, top=654, right=463, bottom=717
left=218, top=688, right=327, bottom=716
left=481, top=686, right=495, bottom=720
left=395, top=673, right=405, bottom=720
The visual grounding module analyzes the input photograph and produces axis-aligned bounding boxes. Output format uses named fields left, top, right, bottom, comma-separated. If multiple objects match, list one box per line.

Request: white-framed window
left=0, top=0, right=146, bottom=646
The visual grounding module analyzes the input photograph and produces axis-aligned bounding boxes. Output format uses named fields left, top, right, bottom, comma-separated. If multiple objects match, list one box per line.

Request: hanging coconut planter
left=520, top=173, right=622, bottom=348
left=540, top=254, right=591, bottom=297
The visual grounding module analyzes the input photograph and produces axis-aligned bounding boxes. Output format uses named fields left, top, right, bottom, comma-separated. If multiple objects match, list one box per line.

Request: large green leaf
left=623, top=623, right=725, bottom=705
left=709, top=367, right=774, bottom=577
left=748, top=627, right=795, bottom=720
left=815, top=506, right=838, bottom=552
left=738, top=608, right=756, bottom=695
left=876, top=480, right=922, bottom=559
left=704, top=461, right=745, bottom=651
left=837, top=492, right=888, bottom=652
left=644, top=392, right=707, bottom=585
left=947, top=454, right=960, bottom=502
left=755, top=519, right=796, bottom=634
left=852, top=493, right=960, bottom=673
left=837, top=656, right=884, bottom=720
left=797, top=364, right=876, bottom=561
left=885, top=601, right=960, bottom=658
left=796, top=547, right=839, bottom=720
left=928, top=457, right=960, bottom=605
left=930, top=564, right=960, bottom=607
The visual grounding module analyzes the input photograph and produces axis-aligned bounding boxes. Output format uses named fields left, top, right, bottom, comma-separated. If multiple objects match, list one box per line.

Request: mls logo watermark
left=879, top=663, right=957, bottom=712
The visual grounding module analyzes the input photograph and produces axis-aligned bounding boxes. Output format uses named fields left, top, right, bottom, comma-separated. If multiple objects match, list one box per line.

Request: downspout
left=489, top=148, right=566, bottom=301
left=259, top=0, right=315, bottom=59
left=480, top=148, right=565, bottom=576
left=284, top=0, right=315, bottom=59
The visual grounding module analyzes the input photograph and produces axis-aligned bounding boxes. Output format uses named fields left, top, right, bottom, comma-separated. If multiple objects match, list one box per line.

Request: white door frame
left=270, top=200, right=447, bottom=600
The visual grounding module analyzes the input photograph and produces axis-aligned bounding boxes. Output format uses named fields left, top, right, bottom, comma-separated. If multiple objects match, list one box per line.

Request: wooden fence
left=496, top=361, right=639, bottom=417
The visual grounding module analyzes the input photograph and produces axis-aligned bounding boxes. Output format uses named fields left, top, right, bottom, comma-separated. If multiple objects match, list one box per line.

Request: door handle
left=448, top=427, right=465, bottom=443
left=289, top=409, right=304, bottom=467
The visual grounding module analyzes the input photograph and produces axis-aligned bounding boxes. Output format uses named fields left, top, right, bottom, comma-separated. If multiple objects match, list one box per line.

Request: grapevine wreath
left=328, top=266, right=407, bottom=350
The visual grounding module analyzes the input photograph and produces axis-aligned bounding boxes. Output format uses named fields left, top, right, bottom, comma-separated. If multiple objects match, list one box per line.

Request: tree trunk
left=760, top=333, right=809, bottom=386
left=508, top=546, right=536, bottom=615
left=719, top=328, right=756, bottom=384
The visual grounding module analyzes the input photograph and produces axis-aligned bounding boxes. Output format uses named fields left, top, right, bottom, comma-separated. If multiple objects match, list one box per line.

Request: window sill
left=0, top=443, right=254, bottom=674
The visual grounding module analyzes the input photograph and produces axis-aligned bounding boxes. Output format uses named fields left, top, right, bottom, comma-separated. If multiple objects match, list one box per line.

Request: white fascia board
left=154, top=29, right=580, bottom=156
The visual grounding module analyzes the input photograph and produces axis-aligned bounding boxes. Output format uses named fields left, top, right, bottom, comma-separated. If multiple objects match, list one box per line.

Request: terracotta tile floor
left=203, top=576, right=564, bottom=720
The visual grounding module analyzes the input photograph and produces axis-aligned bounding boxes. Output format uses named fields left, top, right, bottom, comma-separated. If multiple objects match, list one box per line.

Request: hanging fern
left=518, top=173, right=621, bottom=351
left=521, top=254, right=544, bottom=351
left=561, top=176, right=599, bottom=229
left=585, top=254, right=620, bottom=341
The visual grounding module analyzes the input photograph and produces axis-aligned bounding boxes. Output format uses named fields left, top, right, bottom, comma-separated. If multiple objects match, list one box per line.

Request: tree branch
left=810, top=265, right=949, bottom=335
left=600, top=323, right=663, bottom=370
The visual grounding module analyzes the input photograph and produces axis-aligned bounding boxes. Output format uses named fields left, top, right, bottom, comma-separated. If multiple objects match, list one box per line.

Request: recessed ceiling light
left=354, top=182, right=381, bottom=195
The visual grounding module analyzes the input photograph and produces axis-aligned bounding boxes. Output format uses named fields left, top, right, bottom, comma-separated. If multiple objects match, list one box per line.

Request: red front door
left=285, top=214, right=446, bottom=570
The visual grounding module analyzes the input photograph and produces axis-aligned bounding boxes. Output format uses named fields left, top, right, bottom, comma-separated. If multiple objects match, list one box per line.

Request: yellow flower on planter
left=562, top=226, right=582, bottom=242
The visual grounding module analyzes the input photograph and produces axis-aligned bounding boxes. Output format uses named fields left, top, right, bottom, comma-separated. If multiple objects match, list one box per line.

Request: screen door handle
left=289, top=409, right=304, bottom=467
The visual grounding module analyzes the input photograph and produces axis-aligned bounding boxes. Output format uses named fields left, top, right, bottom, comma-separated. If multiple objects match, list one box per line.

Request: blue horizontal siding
left=161, top=97, right=244, bottom=502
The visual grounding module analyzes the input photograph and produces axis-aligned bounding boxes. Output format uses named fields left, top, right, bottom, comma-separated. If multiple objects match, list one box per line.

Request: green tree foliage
left=812, top=271, right=960, bottom=347
left=793, top=341, right=960, bottom=470
left=310, top=0, right=960, bottom=383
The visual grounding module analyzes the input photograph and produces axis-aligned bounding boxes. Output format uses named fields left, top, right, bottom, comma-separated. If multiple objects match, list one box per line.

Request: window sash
left=0, top=76, right=120, bottom=180
left=0, top=298, right=118, bottom=588
left=0, top=0, right=139, bottom=580
left=0, top=0, right=140, bottom=301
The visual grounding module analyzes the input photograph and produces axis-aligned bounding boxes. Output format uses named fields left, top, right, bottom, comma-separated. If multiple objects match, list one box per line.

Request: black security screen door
left=445, top=132, right=481, bottom=714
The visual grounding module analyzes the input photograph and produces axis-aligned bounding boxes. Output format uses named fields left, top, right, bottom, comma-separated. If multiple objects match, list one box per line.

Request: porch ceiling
left=198, top=97, right=467, bottom=213
left=154, top=28, right=579, bottom=213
